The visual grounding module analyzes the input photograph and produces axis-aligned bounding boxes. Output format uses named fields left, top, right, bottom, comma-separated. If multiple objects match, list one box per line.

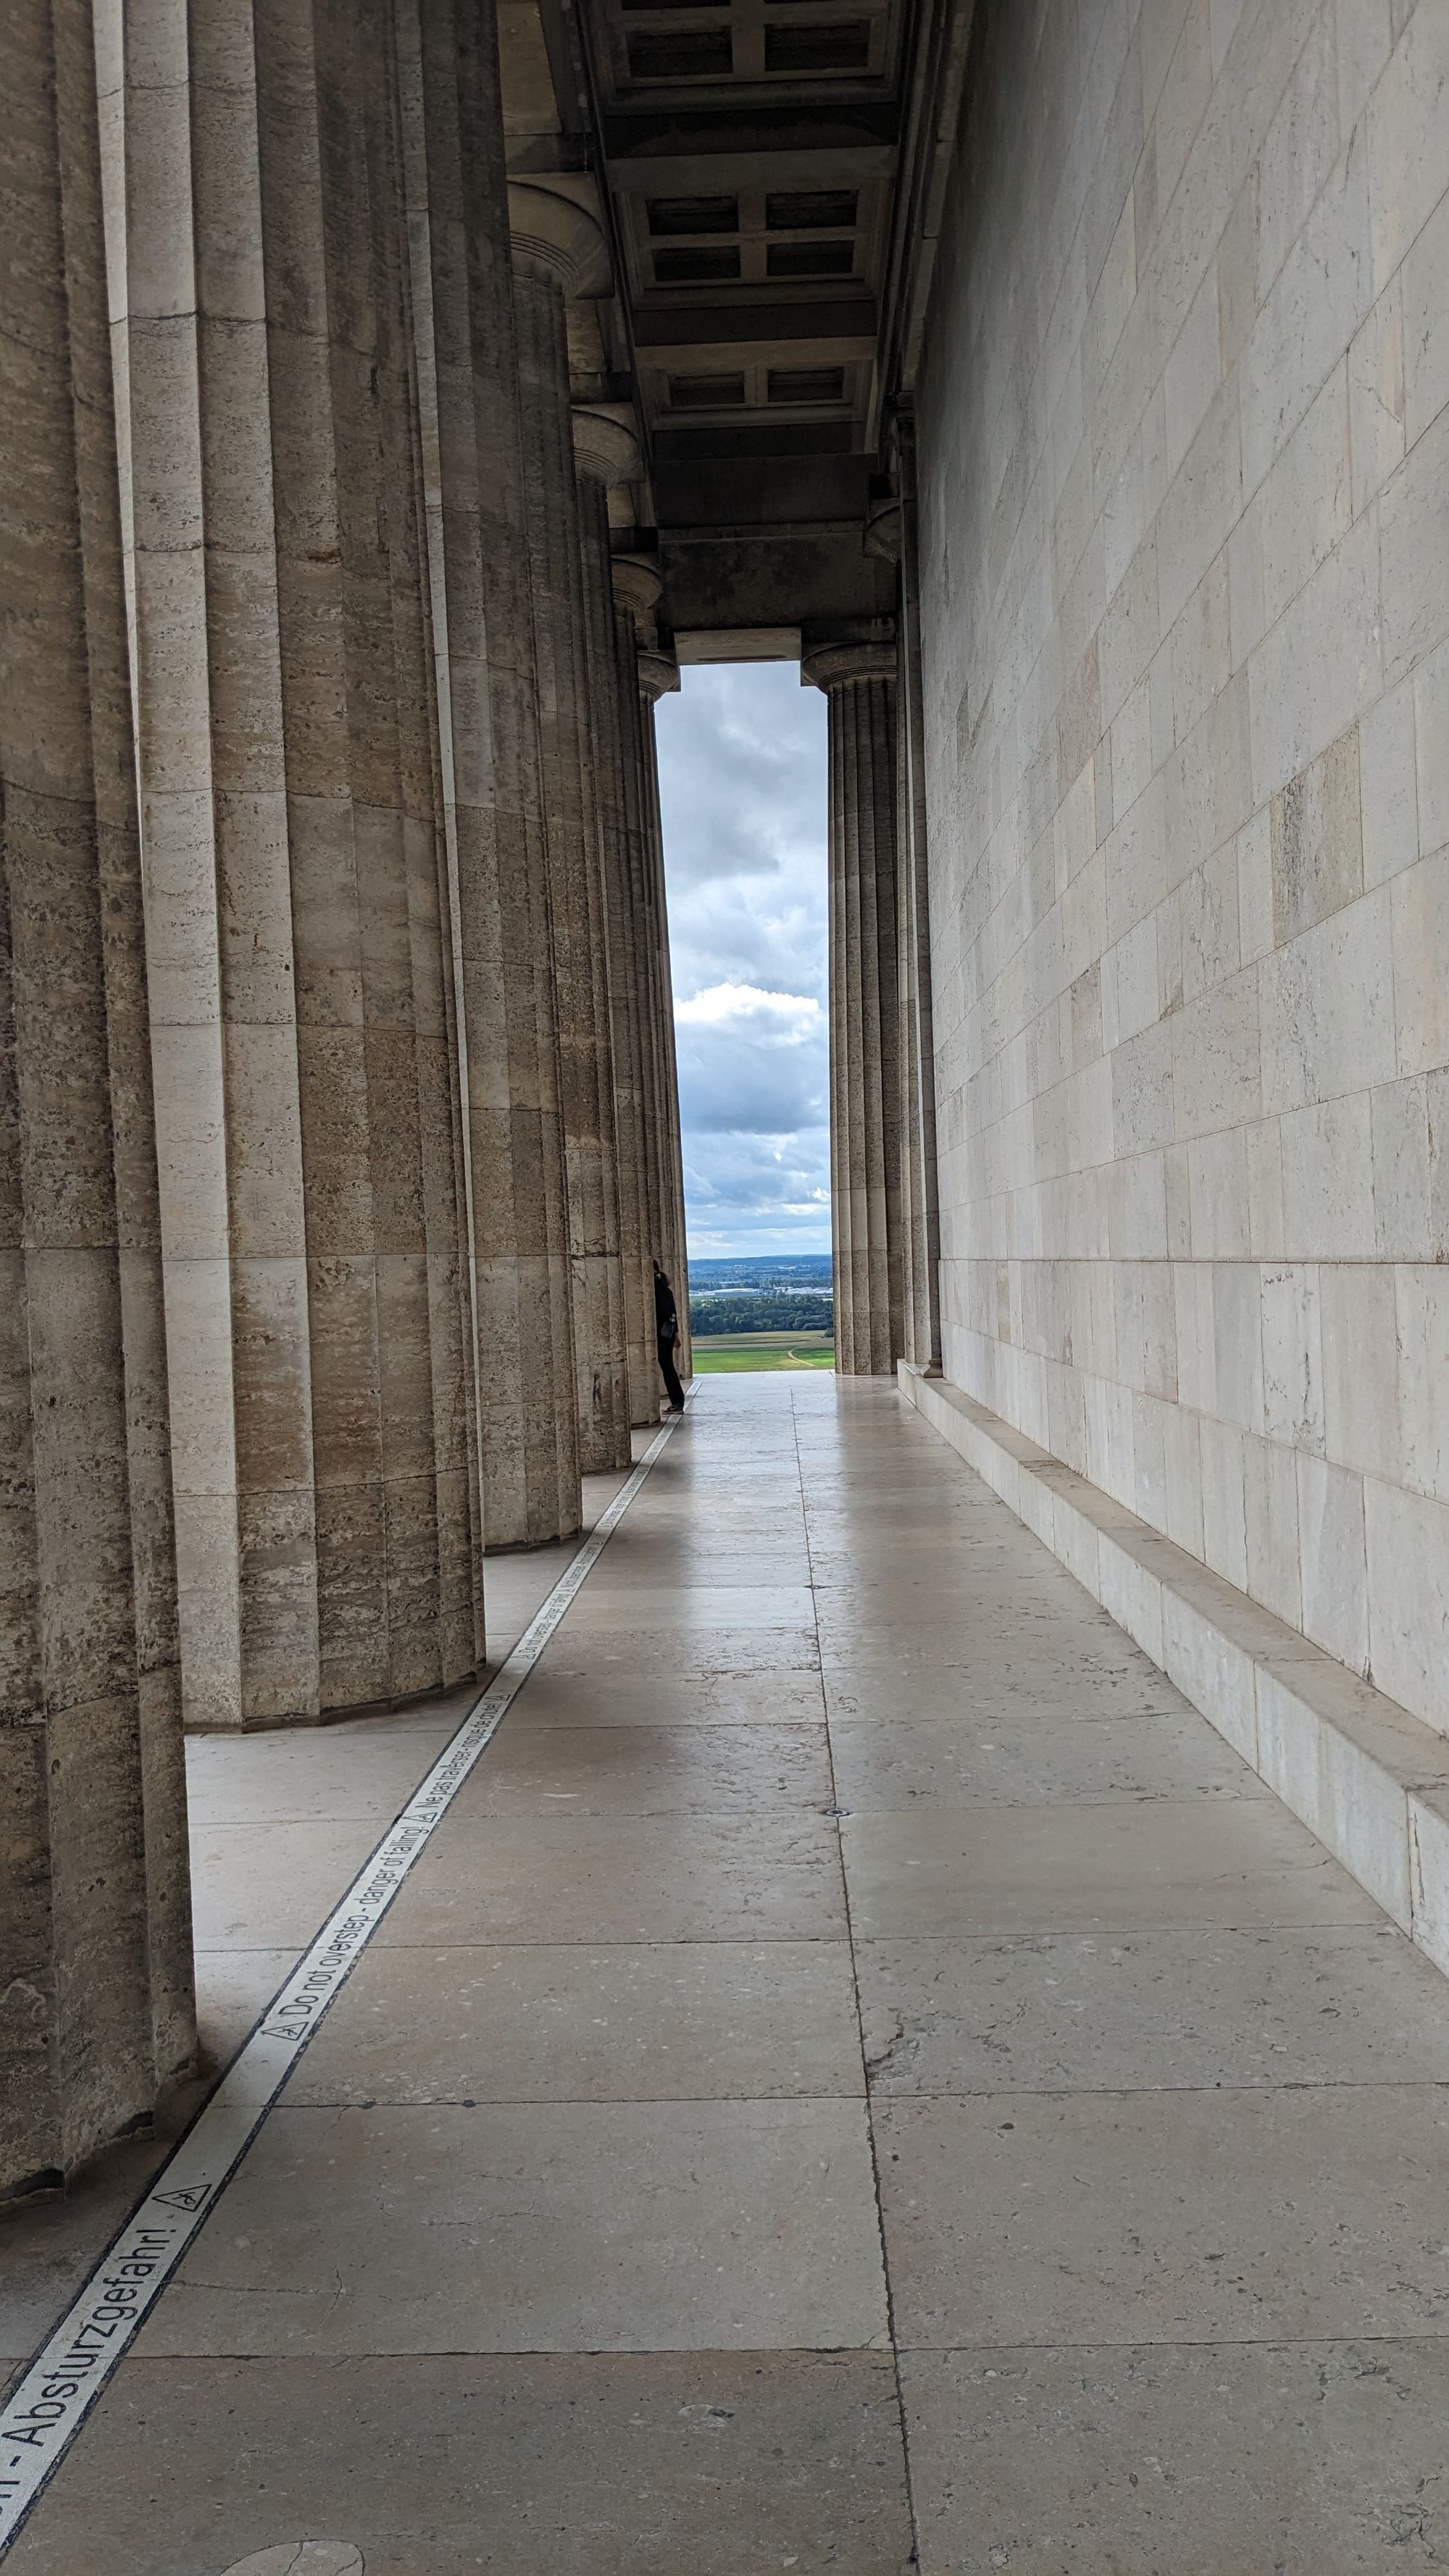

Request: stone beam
left=661, top=528, right=895, bottom=632
left=603, top=145, right=897, bottom=194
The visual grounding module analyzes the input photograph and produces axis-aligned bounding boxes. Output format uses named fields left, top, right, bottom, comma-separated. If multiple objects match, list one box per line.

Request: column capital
left=611, top=552, right=662, bottom=630
left=801, top=640, right=897, bottom=692
left=864, top=494, right=903, bottom=562
left=507, top=181, right=610, bottom=298
left=638, top=645, right=680, bottom=701
left=573, top=404, right=642, bottom=488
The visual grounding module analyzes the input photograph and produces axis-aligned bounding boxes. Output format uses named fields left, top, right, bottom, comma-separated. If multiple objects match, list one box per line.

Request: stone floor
left=8, top=1373, right=1449, bottom=2571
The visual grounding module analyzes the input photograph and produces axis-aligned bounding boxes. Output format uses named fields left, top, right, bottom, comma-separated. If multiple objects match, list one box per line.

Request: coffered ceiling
left=497, top=0, right=974, bottom=642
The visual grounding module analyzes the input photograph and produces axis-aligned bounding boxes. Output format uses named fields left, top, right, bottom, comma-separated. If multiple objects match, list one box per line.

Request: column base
left=183, top=1670, right=488, bottom=1735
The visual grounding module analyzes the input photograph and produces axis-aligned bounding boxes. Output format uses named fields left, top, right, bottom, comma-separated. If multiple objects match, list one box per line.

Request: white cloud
left=656, top=664, right=831, bottom=1257
left=675, top=982, right=822, bottom=1033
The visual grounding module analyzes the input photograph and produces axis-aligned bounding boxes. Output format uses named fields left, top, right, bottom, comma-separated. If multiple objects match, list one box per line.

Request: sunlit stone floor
left=8, top=1375, right=1449, bottom=2572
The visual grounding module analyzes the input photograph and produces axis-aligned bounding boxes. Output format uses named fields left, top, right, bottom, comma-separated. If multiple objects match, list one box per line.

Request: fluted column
left=803, top=642, right=905, bottom=1375
left=870, top=452, right=943, bottom=1375
left=574, top=409, right=656, bottom=1424
left=635, top=635, right=693, bottom=1382
left=98, top=0, right=485, bottom=1722
left=2, top=0, right=193, bottom=2194
left=398, top=0, right=580, bottom=1550
left=613, top=561, right=670, bottom=1337
left=509, top=185, right=631, bottom=1474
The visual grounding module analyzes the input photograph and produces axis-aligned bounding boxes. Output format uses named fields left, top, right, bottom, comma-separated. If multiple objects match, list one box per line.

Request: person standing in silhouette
left=653, top=1260, right=685, bottom=1413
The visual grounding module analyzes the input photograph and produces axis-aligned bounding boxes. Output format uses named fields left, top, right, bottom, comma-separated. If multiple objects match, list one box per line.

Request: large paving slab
left=877, top=2083, right=1449, bottom=2346
left=377, top=1810, right=848, bottom=1942
left=821, top=1652, right=1184, bottom=1722
left=830, top=1706, right=1267, bottom=1807
left=3, top=2354, right=915, bottom=2575
left=188, top=1820, right=392, bottom=1949
left=184, top=1717, right=461, bottom=1826
left=502, top=1666, right=827, bottom=1726
left=898, top=2341, right=1449, bottom=2575
left=841, top=1798, right=1381, bottom=1935
left=284, top=1941, right=864, bottom=2104
left=533, top=1622, right=823, bottom=1676
left=446, top=1718, right=834, bottom=1815
left=856, top=1923, right=1449, bottom=2094
left=135, top=2099, right=886, bottom=2357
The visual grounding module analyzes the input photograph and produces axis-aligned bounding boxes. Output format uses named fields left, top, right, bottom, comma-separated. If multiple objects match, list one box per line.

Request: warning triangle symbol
left=151, top=2183, right=211, bottom=2212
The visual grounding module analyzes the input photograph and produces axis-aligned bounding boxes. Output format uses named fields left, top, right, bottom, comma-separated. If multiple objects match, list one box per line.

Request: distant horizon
left=688, top=1250, right=832, bottom=1274
left=684, top=1245, right=832, bottom=1264
left=685, top=1242, right=832, bottom=1265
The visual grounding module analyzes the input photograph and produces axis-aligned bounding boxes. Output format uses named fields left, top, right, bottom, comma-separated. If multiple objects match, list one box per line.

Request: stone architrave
left=509, top=183, right=632, bottom=1475
left=1, top=0, right=193, bottom=2194
left=573, top=408, right=658, bottom=1425
left=391, top=0, right=584, bottom=1552
left=803, top=641, right=906, bottom=1374
left=96, top=0, right=487, bottom=1723
left=632, top=632, right=693, bottom=1380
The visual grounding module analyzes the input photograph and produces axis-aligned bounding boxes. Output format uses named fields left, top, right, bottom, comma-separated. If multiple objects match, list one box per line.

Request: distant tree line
left=690, top=1294, right=834, bottom=1336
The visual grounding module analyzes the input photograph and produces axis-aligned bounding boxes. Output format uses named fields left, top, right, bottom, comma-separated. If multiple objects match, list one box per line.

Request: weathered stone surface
left=99, top=0, right=486, bottom=1720
left=917, top=0, right=1449, bottom=1736
left=398, top=0, right=580, bottom=1550
left=0, top=0, right=193, bottom=2196
left=510, top=199, right=631, bottom=1473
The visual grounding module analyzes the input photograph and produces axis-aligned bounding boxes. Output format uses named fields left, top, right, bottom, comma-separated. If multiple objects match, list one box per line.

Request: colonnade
left=0, top=0, right=687, bottom=2197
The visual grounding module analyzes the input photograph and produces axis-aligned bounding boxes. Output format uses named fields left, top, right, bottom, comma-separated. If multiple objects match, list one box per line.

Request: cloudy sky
left=655, top=661, right=831, bottom=1258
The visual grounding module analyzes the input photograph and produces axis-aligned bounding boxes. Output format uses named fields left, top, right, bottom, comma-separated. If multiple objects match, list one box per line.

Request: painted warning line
left=0, top=1403, right=690, bottom=2556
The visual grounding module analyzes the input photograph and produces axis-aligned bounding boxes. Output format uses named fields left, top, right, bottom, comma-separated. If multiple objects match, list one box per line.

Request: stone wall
left=916, top=0, right=1449, bottom=1731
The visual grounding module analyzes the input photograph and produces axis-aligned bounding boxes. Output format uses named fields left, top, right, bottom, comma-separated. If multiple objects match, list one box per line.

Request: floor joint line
left=791, top=1382, right=926, bottom=2574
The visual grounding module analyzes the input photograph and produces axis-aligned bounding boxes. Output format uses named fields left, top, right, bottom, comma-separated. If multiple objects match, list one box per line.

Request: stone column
left=871, top=450, right=943, bottom=1374
left=263, top=0, right=489, bottom=1697
left=398, top=0, right=581, bottom=1550
left=509, top=185, right=631, bottom=1474
left=613, top=563, right=669, bottom=1322
left=97, top=0, right=486, bottom=1721
left=2, top=0, right=193, bottom=2195
left=635, top=635, right=693, bottom=1381
left=96, top=0, right=319, bottom=1727
left=803, top=642, right=906, bottom=1375
left=573, top=410, right=656, bottom=1424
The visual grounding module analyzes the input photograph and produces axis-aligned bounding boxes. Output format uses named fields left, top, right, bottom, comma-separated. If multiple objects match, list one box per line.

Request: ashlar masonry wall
left=916, top=0, right=1449, bottom=1733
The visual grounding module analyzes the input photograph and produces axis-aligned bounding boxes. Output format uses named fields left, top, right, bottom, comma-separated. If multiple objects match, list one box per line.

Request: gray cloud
left=675, top=984, right=826, bottom=1135
left=656, top=664, right=831, bottom=1257
left=656, top=659, right=829, bottom=903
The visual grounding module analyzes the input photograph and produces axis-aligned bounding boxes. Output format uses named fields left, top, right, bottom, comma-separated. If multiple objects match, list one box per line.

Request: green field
left=691, top=1329, right=835, bottom=1373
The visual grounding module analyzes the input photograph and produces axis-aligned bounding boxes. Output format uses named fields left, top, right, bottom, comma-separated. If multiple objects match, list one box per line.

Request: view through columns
left=658, top=635, right=930, bottom=1386
left=656, top=656, right=838, bottom=1380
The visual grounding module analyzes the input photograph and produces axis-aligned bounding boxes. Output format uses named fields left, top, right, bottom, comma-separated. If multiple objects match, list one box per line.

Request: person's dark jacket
left=654, top=1269, right=677, bottom=1337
